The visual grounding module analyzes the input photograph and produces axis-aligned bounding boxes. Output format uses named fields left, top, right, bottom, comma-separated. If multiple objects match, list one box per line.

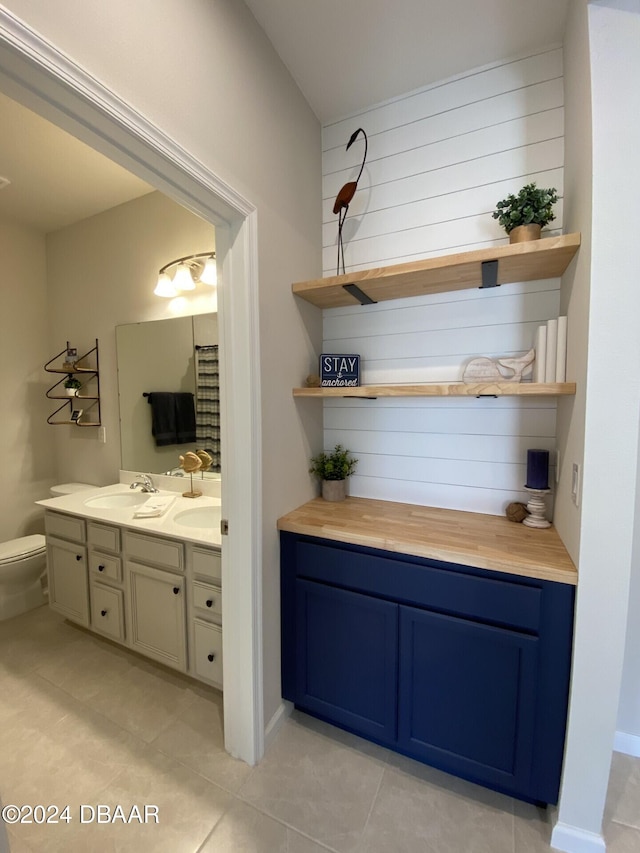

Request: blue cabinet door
left=295, top=579, right=399, bottom=744
left=398, top=605, right=539, bottom=795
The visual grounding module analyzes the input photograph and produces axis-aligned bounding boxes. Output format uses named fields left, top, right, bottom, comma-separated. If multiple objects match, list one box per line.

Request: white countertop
left=37, top=483, right=222, bottom=548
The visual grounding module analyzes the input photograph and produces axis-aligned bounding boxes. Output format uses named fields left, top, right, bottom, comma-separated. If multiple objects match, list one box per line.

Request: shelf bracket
left=479, top=260, right=499, bottom=289
left=342, top=284, right=377, bottom=305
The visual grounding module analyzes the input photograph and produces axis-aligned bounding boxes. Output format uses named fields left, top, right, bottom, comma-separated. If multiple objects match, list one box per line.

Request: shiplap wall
left=320, top=48, right=564, bottom=514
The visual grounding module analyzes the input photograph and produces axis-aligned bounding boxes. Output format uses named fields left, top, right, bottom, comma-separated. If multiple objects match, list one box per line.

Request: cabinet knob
left=173, top=586, right=180, bottom=595
left=206, top=599, right=214, bottom=608
left=100, top=609, right=107, bottom=617
left=76, top=554, right=82, bottom=561
left=207, top=653, right=215, bottom=662
left=98, top=565, right=105, bottom=572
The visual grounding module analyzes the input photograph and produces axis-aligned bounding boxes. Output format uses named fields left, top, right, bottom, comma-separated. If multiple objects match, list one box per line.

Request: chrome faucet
left=130, top=474, right=159, bottom=493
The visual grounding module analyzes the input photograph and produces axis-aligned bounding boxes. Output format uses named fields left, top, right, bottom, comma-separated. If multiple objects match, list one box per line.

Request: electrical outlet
left=98, top=426, right=106, bottom=444
left=571, top=463, right=580, bottom=506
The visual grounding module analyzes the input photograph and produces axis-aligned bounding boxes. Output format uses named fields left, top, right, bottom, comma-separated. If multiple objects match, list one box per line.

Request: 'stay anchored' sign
left=320, top=354, right=361, bottom=387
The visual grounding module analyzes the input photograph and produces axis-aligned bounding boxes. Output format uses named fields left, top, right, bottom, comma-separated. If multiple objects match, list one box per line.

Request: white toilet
left=0, top=482, right=92, bottom=621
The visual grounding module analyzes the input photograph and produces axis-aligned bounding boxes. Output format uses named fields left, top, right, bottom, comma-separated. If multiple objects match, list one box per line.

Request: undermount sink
left=174, top=506, right=218, bottom=529
left=84, top=491, right=151, bottom=509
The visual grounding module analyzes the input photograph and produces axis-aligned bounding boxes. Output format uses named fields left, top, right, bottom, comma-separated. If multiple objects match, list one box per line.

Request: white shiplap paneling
left=319, top=48, right=564, bottom=515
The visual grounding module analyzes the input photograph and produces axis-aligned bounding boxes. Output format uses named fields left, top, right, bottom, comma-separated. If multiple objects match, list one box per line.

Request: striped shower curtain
left=195, top=345, right=221, bottom=472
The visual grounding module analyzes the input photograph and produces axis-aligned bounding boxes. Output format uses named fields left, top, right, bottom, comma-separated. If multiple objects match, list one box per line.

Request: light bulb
left=199, top=256, right=217, bottom=286
left=174, top=263, right=195, bottom=291
left=154, top=272, right=178, bottom=298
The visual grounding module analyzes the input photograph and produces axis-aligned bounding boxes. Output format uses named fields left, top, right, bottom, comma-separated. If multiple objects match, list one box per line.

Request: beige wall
left=553, top=1, right=640, bottom=848
left=554, top=0, right=592, bottom=563
left=3, top=0, right=323, bottom=728
left=0, top=215, right=55, bottom=539
left=45, top=191, right=216, bottom=485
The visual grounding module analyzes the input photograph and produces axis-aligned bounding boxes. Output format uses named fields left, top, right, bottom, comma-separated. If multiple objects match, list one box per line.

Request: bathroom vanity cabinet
left=44, top=509, right=223, bottom=689
left=46, top=512, right=90, bottom=626
left=279, top=498, right=577, bottom=805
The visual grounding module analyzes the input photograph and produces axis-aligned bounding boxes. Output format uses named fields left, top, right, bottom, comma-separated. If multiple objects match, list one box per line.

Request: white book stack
left=534, top=316, right=567, bottom=383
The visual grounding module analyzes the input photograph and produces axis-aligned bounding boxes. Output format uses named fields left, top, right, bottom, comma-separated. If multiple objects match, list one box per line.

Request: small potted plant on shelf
left=309, top=444, right=358, bottom=502
left=492, top=182, right=558, bottom=243
left=63, top=375, right=82, bottom=397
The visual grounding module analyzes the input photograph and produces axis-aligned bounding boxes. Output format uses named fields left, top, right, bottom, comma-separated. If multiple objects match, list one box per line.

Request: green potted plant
left=492, top=182, right=558, bottom=243
left=309, top=444, right=358, bottom=502
left=63, top=375, right=82, bottom=397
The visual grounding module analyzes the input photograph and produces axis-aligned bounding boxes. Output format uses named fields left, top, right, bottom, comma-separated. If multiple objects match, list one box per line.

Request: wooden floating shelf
left=48, top=421, right=101, bottom=426
left=46, top=395, right=100, bottom=400
left=44, top=366, right=98, bottom=374
left=293, top=233, right=581, bottom=308
left=293, top=382, right=577, bottom=399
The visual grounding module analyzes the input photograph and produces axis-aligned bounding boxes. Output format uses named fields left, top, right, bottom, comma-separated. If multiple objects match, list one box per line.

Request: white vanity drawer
left=193, top=619, right=223, bottom=685
left=89, top=551, right=122, bottom=583
left=193, top=582, right=222, bottom=619
left=90, top=582, right=125, bottom=641
left=88, top=521, right=120, bottom=553
left=190, top=545, right=221, bottom=582
left=45, top=511, right=86, bottom=544
left=123, top=531, right=184, bottom=572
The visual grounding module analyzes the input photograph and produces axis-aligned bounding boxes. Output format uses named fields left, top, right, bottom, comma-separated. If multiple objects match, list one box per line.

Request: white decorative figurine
left=463, top=348, right=535, bottom=383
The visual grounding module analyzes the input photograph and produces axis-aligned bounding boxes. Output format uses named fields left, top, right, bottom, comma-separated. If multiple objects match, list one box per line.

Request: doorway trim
left=0, top=7, right=264, bottom=764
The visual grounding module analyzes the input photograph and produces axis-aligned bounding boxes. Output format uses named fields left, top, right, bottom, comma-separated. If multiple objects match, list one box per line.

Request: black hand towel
left=175, top=392, right=196, bottom=444
left=147, top=392, right=177, bottom=446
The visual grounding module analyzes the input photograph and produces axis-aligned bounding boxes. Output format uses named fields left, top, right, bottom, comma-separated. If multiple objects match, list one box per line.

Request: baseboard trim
left=551, top=822, right=606, bottom=853
left=263, top=700, right=293, bottom=753
left=614, top=729, right=640, bottom=757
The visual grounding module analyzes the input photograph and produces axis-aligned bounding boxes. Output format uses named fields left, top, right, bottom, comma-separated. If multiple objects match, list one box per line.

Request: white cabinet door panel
left=193, top=619, right=223, bottom=686
left=90, top=582, right=125, bottom=641
left=47, top=537, right=89, bottom=626
left=126, top=561, right=186, bottom=670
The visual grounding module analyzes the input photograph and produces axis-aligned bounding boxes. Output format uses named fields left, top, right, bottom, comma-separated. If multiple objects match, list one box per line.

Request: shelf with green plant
left=44, top=339, right=101, bottom=426
left=292, top=232, right=579, bottom=309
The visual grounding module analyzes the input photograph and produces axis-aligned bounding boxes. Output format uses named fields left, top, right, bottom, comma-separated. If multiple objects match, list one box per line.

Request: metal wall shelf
left=45, top=340, right=101, bottom=426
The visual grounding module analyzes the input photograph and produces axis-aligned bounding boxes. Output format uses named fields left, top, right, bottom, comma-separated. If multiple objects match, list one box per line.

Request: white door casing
left=0, top=6, right=264, bottom=764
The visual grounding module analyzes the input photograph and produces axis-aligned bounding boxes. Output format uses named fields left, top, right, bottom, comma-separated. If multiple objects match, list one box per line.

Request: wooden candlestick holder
left=522, top=487, right=551, bottom=528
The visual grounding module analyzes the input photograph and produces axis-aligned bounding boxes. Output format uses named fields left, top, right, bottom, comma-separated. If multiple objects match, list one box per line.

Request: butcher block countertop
left=277, top=497, right=577, bottom=586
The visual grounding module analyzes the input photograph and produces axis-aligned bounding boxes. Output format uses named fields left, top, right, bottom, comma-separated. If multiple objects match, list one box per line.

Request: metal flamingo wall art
left=333, top=128, right=368, bottom=275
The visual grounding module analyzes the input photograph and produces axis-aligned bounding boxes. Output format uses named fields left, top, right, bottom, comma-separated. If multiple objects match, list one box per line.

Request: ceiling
left=0, top=91, right=153, bottom=233
left=244, top=0, right=570, bottom=124
left=0, top=1, right=570, bottom=232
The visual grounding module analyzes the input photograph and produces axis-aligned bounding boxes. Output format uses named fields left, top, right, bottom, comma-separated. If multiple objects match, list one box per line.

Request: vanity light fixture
left=154, top=252, right=216, bottom=297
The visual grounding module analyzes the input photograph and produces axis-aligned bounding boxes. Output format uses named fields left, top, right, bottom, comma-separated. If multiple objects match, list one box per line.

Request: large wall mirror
left=116, top=313, right=220, bottom=476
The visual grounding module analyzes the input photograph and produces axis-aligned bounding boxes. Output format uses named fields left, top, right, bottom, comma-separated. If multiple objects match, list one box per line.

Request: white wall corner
left=614, top=731, right=640, bottom=758
left=550, top=821, right=606, bottom=853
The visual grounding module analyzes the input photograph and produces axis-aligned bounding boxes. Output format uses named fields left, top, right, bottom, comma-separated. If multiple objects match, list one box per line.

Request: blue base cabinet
left=296, top=580, right=398, bottom=744
left=280, top=532, right=575, bottom=805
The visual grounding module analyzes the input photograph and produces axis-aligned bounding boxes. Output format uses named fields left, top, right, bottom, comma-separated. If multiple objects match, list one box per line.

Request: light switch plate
left=571, top=463, right=580, bottom=506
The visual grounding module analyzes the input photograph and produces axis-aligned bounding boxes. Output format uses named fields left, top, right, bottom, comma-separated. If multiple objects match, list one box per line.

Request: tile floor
left=0, top=605, right=638, bottom=852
